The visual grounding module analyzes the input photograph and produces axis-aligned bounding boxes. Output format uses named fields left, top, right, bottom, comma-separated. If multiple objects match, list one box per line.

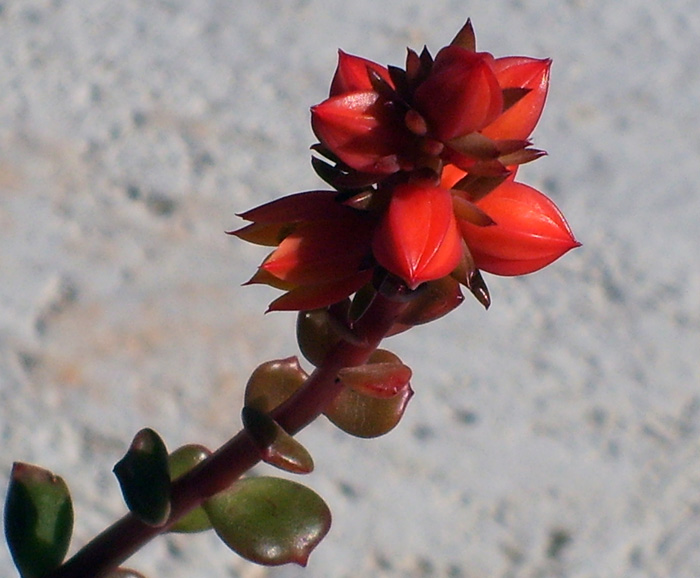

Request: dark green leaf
left=167, top=444, right=213, bottom=533
left=113, top=428, right=171, bottom=527
left=204, top=477, right=331, bottom=566
left=4, top=462, right=74, bottom=578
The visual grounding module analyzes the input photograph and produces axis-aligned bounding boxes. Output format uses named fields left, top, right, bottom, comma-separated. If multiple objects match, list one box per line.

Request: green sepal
left=203, top=477, right=331, bottom=566
left=167, top=444, right=213, bottom=533
left=113, top=428, right=171, bottom=527
left=242, top=406, right=314, bottom=474
left=4, top=462, right=74, bottom=578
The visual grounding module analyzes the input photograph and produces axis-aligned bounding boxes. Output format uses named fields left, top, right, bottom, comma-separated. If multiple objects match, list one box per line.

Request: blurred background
left=2, top=1, right=700, bottom=576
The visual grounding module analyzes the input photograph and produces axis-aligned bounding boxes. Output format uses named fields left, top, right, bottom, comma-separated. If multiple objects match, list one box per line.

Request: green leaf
left=296, top=307, right=345, bottom=367
left=244, top=357, right=308, bottom=413
left=324, top=380, right=414, bottom=438
left=167, top=444, right=213, bottom=533
left=204, top=477, right=331, bottom=566
left=242, top=406, right=314, bottom=474
left=113, top=428, right=171, bottom=527
left=4, top=462, right=74, bottom=578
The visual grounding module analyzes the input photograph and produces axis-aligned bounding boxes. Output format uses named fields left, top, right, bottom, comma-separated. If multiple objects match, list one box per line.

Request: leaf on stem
left=204, top=477, right=331, bottom=566
left=244, top=357, right=309, bottom=413
left=113, top=428, right=171, bottom=527
left=242, top=406, right=314, bottom=474
left=5, top=462, right=74, bottom=578
left=167, top=444, right=213, bottom=533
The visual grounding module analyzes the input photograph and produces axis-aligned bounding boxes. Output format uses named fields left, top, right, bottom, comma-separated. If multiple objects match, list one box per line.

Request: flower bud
left=458, top=180, right=579, bottom=276
left=330, top=51, right=393, bottom=96
left=373, top=183, right=462, bottom=289
left=414, top=46, right=503, bottom=141
left=482, top=57, right=551, bottom=141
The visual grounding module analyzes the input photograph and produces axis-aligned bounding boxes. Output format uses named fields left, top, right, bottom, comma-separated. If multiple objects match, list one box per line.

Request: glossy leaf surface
left=204, top=477, right=331, bottom=566
left=5, top=463, right=74, bottom=578
left=242, top=406, right=314, bottom=474
left=167, top=444, right=213, bottom=533
left=244, top=357, right=309, bottom=413
left=113, top=428, right=171, bottom=527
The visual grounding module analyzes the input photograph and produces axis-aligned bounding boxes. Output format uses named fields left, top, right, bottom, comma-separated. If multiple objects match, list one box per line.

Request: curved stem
left=47, top=288, right=407, bottom=578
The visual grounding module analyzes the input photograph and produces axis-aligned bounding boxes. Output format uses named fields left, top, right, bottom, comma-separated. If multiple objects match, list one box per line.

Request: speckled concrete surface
left=2, top=1, right=700, bottom=577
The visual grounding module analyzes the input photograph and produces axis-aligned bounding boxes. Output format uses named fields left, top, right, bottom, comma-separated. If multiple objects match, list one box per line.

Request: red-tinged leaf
left=244, top=267, right=297, bottom=291
left=459, top=180, right=580, bottom=276
left=106, top=569, right=148, bottom=578
left=237, top=191, right=346, bottom=223
left=5, top=463, right=74, bottom=578
left=450, top=18, right=476, bottom=52
left=113, top=428, right=171, bottom=527
left=311, top=91, right=406, bottom=174
left=338, top=362, right=412, bottom=398
left=373, top=183, right=462, bottom=289
left=330, top=50, right=393, bottom=96
left=414, top=46, right=503, bottom=141
left=498, top=147, right=547, bottom=167
left=230, top=222, right=295, bottom=247
left=324, top=381, right=414, bottom=438
left=448, top=172, right=512, bottom=202
left=244, top=357, right=309, bottom=414
left=392, top=275, right=465, bottom=332
left=167, top=445, right=213, bottom=534
left=203, top=477, right=331, bottom=567
left=452, top=193, right=495, bottom=226
left=447, top=132, right=500, bottom=160
left=467, top=269, right=491, bottom=309
left=482, top=57, right=551, bottom=141
left=242, top=407, right=314, bottom=474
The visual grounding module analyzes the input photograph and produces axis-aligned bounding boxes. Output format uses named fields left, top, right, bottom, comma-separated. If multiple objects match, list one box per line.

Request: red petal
left=238, top=191, right=347, bottom=223
left=267, top=272, right=372, bottom=312
left=262, top=216, right=374, bottom=285
left=458, top=180, right=579, bottom=276
left=373, top=184, right=462, bottom=289
left=311, top=91, right=407, bottom=174
left=330, top=51, right=393, bottom=96
left=414, top=46, right=503, bottom=141
left=482, top=57, right=551, bottom=141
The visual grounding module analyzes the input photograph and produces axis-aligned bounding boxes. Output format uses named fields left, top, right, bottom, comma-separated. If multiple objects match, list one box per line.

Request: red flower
left=457, top=180, right=580, bottom=276
left=373, top=183, right=462, bottom=289
left=232, top=191, right=376, bottom=311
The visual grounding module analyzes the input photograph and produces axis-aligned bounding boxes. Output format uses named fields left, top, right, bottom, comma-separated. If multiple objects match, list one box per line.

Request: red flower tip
left=330, top=51, right=393, bottom=96
left=458, top=180, right=579, bottom=276
left=482, top=56, right=551, bottom=141
left=414, top=46, right=503, bottom=141
left=373, top=183, right=462, bottom=289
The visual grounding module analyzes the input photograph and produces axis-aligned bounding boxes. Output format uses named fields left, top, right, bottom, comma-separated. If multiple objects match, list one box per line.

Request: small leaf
left=244, top=357, right=309, bottom=413
left=324, top=380, right=414, bottom=438
left=337, top=359, right=412, bottom=399
left=167, top=445, right=213, bottom=533
left=106, top=569, right=149, bottom=578
left=5, top=462, right=74, bottom=578
left=242, top=407, right=314, bottom=474
left=113, top=428, right=171, bottom=527
left=204, top=477, right=331, bottom=566
left=296, top=307, right=345, bottom=367
left=392, top=276, right=465, bottom=331
left=450, top=18, right=476, bottom=52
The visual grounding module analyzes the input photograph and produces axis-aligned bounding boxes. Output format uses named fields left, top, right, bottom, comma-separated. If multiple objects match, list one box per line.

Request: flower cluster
left=234, top=20, right=578, bottom=313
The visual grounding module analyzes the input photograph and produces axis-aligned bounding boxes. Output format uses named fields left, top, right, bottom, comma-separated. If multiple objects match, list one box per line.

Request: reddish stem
left=46, top=287, right=407, bottom=578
